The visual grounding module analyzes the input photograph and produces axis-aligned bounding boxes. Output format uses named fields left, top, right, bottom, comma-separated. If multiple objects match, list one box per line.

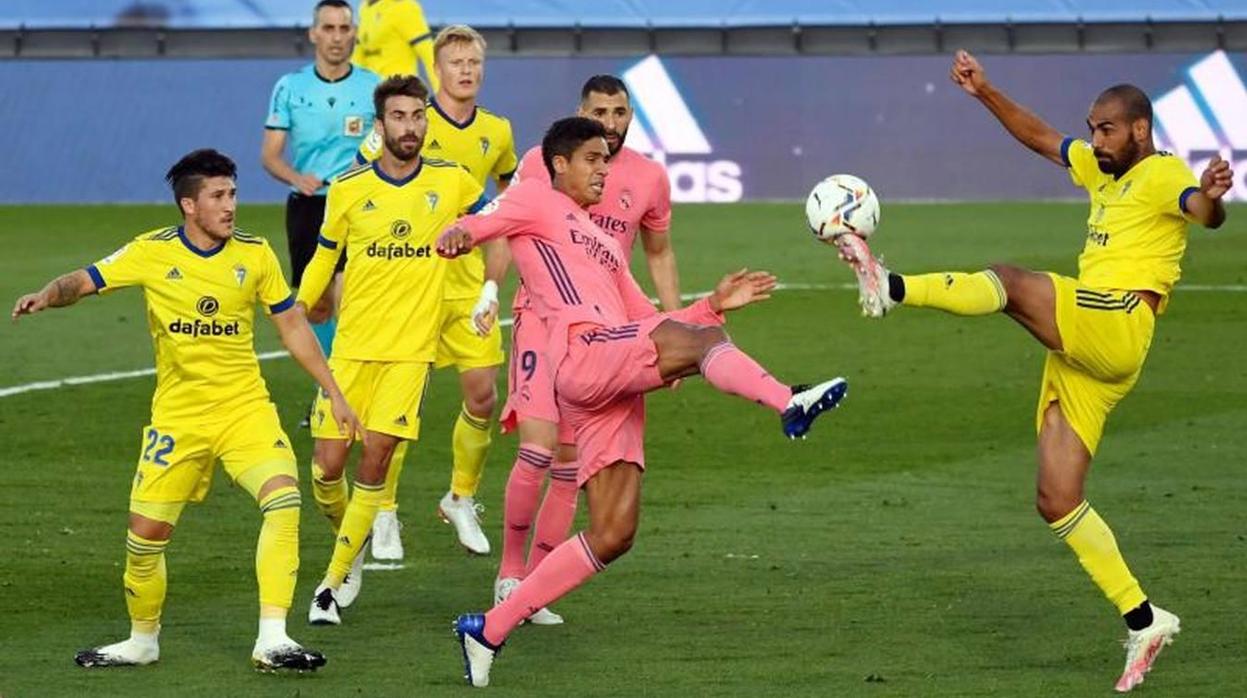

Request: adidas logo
left=273, top=439, right=287, bottom=449
left=394, top=415, right=409, bottom=427
left=621, top=55, right=742, bottom=203
left=428, top=139, right=442, bottom=150
left=362, top=199, right=376, bottom=211
left=166, top=267, right=183, bottom=280
left=1153, top=50, right=1245, bottom=201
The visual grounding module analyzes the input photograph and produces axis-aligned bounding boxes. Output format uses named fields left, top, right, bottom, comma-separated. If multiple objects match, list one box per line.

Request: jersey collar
left=372, top=158, right=423, bottom=187
left=313, top=64, right=354, bottom=84
left=178, top=226, right=227, bottom=258
left=430, top=97, right=477, bottom=130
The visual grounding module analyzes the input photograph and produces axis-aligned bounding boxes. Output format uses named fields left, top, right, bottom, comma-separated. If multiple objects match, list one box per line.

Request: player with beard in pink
left=438, top=117, right=849, bottom=688
left=490, top=75, right=678, bottom=626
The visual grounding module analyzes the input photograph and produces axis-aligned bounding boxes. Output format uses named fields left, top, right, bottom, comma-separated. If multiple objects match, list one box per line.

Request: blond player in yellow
left=357, top=24, right=517, bottom=559
left=301, top=75, right=487, bottom=624
left=353, top=0, right=438, bottom=90
left=836, top=51, right=1233, bottom=693
left=10, top=149, right=363, bottom=673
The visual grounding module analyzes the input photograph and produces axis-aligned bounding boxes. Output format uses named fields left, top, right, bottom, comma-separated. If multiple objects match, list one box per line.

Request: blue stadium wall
left=1, top=52, right=1244, bottom=204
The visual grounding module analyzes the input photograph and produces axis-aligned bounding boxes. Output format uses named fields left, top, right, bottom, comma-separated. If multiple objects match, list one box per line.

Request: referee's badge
left=344, top=115, right=364, bottom=137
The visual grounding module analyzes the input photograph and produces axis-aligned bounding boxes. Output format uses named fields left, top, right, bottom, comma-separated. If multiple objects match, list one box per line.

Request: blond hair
left=434, top=24, right=487, bottom=62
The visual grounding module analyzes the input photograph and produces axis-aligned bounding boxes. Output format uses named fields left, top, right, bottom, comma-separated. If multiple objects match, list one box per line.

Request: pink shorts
left=501, top=310, right=574, bottom=443
left=555, top=316, right=668, bottom=485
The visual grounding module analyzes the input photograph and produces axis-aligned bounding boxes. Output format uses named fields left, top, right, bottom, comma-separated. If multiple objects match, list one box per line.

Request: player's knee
left=312, top=442, right=347, bottom=478
left=592, top=518, right=637, bottom=563
left=1035, top=483, right=1082, bottom=524
left=464, top=388, right=496, bottom=418
left=128, top=514, right=174, bottom=542
left=697, top=325, right=729, bottom=353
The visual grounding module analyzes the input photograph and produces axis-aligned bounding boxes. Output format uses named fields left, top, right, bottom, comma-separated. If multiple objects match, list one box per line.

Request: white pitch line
left=3, top=281, right=1245, bottom=399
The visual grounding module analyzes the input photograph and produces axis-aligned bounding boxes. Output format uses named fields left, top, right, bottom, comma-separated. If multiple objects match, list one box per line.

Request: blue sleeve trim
left=467, top=194, right=490, bottom=214
left=85, top=264, right=105, bottom=290
left=1179, top=186, right=1199, bottom=214
left=409, top=31, right=433, bottom=45
left=317, top=235, right=338, bottom=250
left=355, top=151, right=367, bottom=165
left=1060, top=137, right=1074, bottom=168
left=269, top=294, right=295, bottom=314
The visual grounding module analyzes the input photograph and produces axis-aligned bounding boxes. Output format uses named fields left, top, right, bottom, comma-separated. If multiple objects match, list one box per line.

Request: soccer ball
left=805, top=174, right=880, bottom=241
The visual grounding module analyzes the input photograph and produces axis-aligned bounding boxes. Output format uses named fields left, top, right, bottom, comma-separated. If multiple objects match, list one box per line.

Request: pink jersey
left=511, top=145, right=671, bottom=311
left=458, top=179, right=664, bottom=368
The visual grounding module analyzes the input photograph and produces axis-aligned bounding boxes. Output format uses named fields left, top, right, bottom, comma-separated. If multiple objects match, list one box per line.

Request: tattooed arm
left=11, top=269, right=97, bottom=320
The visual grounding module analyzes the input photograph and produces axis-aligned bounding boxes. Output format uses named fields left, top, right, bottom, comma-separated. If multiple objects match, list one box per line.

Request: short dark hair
left=165, top=149, right=236, bottom=214
left=580, top=74, right=629, bottom=102
left=313, top=0, right=351, bottom=23
left=1096, top=84, right=1153, bottom=127
left=373, top=75, right=429, bottom=120
left=541, top=117, right=608, bottom=180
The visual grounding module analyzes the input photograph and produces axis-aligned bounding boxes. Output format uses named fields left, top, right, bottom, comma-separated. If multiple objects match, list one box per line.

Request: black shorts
left=285, top=193, right=346, bottom=287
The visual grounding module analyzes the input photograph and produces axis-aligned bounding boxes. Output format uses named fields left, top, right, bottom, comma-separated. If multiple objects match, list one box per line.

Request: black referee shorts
left=285, top=192, right=346, bottom=287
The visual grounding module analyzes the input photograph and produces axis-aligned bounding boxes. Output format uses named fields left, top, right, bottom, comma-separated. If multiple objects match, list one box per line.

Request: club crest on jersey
left=196, top=296, right=220, bottom=317
left=391, top=220, right=412, bottom=239
left=344, top=115, right=364, bottom=137
left=233, top=264, right=247, bottom=287
left=619, top=188, right=634, bottom=210
left=425, top=191, right=439, bottom=212
left=479, top=136, right=491, bottom=156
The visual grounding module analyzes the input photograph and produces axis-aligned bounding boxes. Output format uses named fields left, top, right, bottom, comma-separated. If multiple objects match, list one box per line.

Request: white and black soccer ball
left=805, top=174, right=880, bottom=242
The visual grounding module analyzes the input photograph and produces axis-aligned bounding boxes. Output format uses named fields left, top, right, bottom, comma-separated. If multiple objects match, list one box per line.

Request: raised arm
left=1184, top=155, right=1233, bottom=229
left=950, top=50, right=1065, bottom=166
left=11, top=269, right=97, bottom=320
left=269, top=306, right=364, bottom=440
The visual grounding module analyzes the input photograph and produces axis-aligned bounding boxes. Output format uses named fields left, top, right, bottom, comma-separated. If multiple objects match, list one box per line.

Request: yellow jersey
left=85, top=227, right=294, bottom=424
left=352, top=0, right=438, bottom=90
left=1064, top=137, right=1199, bottom=313
left=297, top=158, right=486, bottom=362
left=358, top=99, right=518, bottom=299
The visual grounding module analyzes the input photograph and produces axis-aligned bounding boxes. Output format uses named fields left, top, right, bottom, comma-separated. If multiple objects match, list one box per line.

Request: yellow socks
left=900, top=271, right=1007, bottom=315
left=311, top=462, right=348, bottom=532
left=1051, top=501, right=1147, bottom=614
left=123, top=531, right=168, bottom=634
left=256, top=486, right=301, bottom=611
left=381, top=441, right=408, bottom=512
left=326, top=482, right=385, bottom=587
left=450, top=405, right=492, bottom=497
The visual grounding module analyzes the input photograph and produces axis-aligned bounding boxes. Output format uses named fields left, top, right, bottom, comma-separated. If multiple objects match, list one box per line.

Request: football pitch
left=1, top=201, right=1244, bottom=697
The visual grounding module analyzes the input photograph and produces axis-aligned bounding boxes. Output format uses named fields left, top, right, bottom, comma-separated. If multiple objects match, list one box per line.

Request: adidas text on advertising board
left=622, top=56, right=743, bottom=203
left=1154, top=50, right=1247, bottom=201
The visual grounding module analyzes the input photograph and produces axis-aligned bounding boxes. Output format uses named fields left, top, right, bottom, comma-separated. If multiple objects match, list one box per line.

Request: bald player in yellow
left=353, top=0, right=439, bottom=91
left=835, top=51, right=1233, bottom=694
left=357, top=24, right=517, bottom=559
left=301, top=74, right=488, bottom=623
left=11, top=149, right=362, bottom=673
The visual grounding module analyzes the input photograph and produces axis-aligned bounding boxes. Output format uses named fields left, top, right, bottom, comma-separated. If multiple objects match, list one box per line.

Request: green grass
left=1, top=202, right=1245, bottom=697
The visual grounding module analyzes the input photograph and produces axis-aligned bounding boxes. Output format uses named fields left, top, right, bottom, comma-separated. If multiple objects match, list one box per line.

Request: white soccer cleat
left=307, top=585, right=342, bottom=626
left=336, top=545, right=367, bottom=609
left=834, top=233, right=895, bottom=318
left=74, top=632, right=160, bottom=668
left=439, top=492, right=491, bottom=555
left=494, top=576, right=564, bottom=626
left=251, top=636, right=326, bottom=673
left=371, top=509, right=404, bottom=561
left=1114, top=606, right=1180, bottom=693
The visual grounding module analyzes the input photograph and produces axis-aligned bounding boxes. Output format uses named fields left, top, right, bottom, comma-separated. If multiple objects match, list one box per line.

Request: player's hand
left=293, top=173, right=323, bottom=196
left=708, top=269, right=777, bottom=312
left=436, top=226, right=475, bottom=258
left=328, top=391, right=365, bottom=443
left=471, top=281, right=500, bottom=336
left=1200, top=154, right=1234, bottom=200
left=11, top=292, right=47, bottom=321
left=949, top=49, right=988, bottom=97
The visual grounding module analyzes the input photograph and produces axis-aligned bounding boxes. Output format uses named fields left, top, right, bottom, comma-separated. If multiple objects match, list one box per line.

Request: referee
left=261, top=0, right=380, bottom=367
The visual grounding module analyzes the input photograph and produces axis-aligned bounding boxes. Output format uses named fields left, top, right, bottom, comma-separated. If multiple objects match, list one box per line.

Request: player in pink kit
left=492, top=75, right=680, bottom=625
left=439, top=117, right=849, bottom=688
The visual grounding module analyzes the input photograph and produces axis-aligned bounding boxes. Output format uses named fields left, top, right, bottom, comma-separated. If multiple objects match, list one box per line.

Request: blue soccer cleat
left=781, top=378, right=848, bottom=439
left=454, top=613, right=502, bottom=688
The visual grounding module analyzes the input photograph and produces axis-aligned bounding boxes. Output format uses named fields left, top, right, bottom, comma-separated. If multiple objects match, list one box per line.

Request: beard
left=605, top=124, right=628, bottom=156
left=384, top=133, right=422, bottom=162
left=1096, top=139, right=1139, bottom=176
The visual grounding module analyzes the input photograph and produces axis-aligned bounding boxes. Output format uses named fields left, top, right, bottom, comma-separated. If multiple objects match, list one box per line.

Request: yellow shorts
left=436, top=297, right=504, bottom=371
left=130, top=401, right=297, bottom=505
left=311, top=357, right=432, bottom=441
left=1036, top=274, right=1156, bottom=455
